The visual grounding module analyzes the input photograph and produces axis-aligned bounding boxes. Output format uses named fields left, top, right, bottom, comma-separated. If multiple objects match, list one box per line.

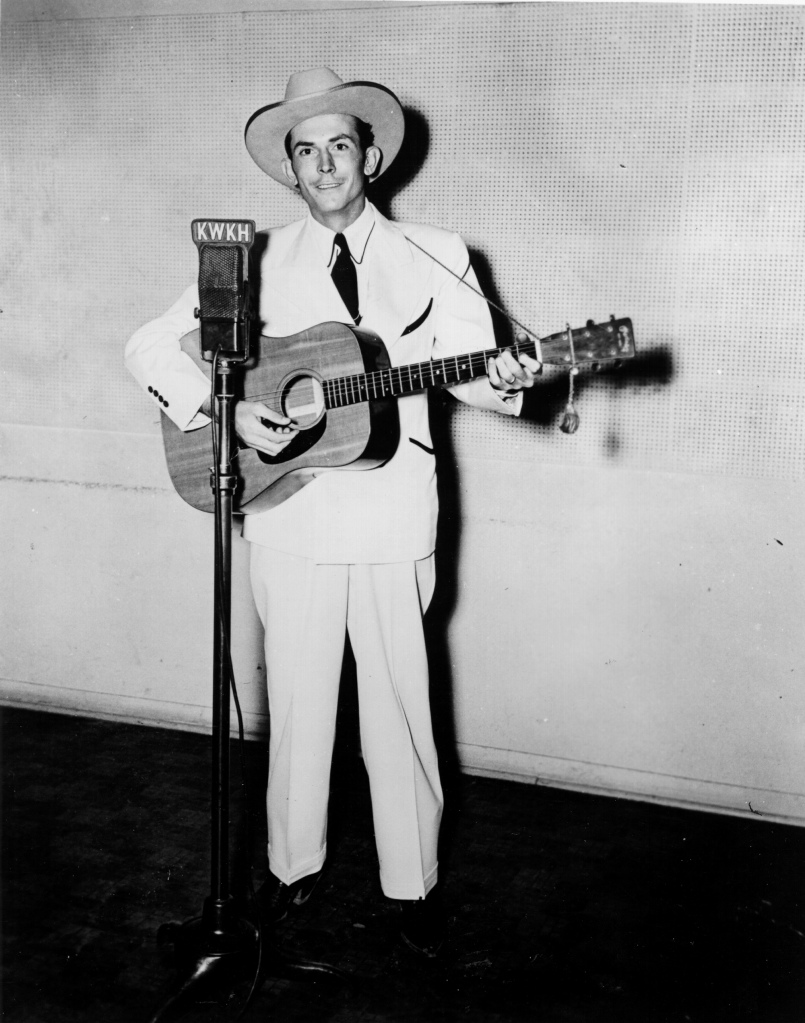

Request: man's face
left=282, top=113, right=380, bottom=227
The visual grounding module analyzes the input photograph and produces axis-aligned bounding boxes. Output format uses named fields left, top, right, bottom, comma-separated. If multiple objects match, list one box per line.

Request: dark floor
left=2, top=706, right=804, bottom=1023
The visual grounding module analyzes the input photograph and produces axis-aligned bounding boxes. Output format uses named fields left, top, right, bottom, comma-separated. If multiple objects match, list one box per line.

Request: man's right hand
left=234, top=400, right=299, bottom=457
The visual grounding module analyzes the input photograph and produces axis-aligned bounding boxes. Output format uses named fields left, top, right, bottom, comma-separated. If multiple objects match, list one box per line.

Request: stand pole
left=210, top=358, right=236, bottom=920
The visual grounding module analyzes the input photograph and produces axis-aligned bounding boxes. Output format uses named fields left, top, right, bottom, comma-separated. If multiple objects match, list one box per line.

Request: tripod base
left=148, top=896, right=345, bottom=1022
left=147, top=898, right=259, bottom=1023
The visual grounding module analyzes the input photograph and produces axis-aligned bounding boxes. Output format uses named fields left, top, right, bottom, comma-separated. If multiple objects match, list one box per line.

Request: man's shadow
left=370, top=106, right=431, bottom=219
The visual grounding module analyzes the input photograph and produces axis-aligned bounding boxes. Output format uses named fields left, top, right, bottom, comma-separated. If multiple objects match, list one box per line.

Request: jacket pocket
left=409, top=437, right=435, bottom=455
left=400, top=299, right=433, bottom=337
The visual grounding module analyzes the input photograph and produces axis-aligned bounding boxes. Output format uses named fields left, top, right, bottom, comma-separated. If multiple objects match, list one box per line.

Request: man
left=125, top=68, right=540, bottom=957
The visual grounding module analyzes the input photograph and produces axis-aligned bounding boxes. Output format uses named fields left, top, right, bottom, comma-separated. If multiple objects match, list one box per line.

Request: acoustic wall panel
left=2, top=3, right=804, bottom=485
left=4, top=4, right=805, bottom=822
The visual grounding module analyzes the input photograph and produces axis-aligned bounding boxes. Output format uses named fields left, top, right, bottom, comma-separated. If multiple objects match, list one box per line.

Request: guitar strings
left=239, top=338, right=542, bottom=409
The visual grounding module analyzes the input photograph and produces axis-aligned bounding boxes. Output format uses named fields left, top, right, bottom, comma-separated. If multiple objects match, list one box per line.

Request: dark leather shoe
left=257, top=870, right=322, bottom=925
left=399, top=893, right=446, bottom=957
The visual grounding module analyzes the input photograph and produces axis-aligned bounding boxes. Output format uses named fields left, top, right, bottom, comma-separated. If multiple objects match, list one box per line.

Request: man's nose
left=318, top=149, right=334, bottom=173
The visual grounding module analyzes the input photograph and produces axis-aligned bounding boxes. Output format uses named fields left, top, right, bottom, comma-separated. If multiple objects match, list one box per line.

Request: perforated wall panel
left=2, top=4, right=804, bottom=481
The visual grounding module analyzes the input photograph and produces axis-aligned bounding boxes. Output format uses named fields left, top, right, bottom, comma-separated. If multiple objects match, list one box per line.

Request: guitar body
left=160, top=314, right=636, bottom=515
left=161, top=322, right=399, bottom=514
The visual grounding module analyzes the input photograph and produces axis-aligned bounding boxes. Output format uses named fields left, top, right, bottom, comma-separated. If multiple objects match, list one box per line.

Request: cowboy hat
left=245, top=67, right=405, bottom=186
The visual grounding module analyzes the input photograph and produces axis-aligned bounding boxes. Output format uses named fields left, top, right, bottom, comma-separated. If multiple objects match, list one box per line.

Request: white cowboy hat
left=245, top=67, right=405, bottom=186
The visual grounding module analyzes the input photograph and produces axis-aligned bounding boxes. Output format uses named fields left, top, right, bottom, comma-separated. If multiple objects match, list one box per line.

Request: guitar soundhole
left=281, top=373, right=325, bottom=430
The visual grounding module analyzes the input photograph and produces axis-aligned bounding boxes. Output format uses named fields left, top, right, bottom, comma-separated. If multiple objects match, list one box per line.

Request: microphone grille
left=198, top=245, right=243, bottom=319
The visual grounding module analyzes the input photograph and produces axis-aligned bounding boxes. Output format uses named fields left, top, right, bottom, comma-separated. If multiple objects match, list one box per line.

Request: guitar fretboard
left=322, top=338, right=540, bottom=410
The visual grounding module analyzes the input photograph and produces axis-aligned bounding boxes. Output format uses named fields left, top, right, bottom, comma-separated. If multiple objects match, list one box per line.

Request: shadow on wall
left=469, top=246, right=678, bottom=432
left=370, top=106, right=431, bottom=217
left=375, top=104, right=679, bottom=839
left=516, top=342, right=676, bottom=429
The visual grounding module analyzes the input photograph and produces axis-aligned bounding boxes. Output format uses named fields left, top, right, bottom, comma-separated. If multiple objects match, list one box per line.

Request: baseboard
left=455, top=742, right=805, bottom=827
left=2, top=679, right=803, bottom=827
left=0, top=678, right=268, bottom=740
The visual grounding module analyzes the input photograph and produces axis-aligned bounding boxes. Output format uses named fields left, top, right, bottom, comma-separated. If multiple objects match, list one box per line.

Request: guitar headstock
left=539, top=316, right=635, bottom=366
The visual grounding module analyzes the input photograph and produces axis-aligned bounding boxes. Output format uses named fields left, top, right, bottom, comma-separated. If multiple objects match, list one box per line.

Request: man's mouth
left=316, top=182, right=342, bottom=190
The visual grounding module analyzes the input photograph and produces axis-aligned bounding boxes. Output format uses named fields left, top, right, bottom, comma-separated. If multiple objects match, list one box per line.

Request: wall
left=2, top=2, right=804, bottom=823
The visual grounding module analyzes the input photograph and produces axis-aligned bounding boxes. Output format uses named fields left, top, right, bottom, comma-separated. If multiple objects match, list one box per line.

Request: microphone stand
left=148, top=349, right=340, bottom=1022
left=146, top=355, right=258, bottom=1022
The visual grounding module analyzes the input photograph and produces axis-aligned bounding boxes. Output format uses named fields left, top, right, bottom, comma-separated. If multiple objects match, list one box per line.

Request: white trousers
left=249, top=544, right=443, bottom=900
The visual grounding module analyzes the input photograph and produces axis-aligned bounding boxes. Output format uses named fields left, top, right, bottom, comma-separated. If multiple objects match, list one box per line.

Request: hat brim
left=245, top=81, right=404, bottom=186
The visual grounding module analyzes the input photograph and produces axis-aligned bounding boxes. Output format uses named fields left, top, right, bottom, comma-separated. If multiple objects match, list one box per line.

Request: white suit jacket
left=125, top=205, right=520, bottom=563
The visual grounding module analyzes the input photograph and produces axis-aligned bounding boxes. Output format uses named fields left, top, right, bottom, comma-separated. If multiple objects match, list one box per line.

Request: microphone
left=191, top=219, right=255, bottom=363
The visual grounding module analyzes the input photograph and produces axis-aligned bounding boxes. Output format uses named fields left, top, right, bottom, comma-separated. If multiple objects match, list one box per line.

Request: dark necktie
left=331, top=233, right=360, bottom=323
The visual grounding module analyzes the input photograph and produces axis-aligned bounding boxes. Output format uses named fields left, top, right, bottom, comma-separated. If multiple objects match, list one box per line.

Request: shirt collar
left=307, top=201, right=376, bottom=267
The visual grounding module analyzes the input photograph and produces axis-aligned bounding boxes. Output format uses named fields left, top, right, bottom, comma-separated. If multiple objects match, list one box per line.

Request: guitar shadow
left=468, top=247, right=677, bottom=427
left=515, top=341, right=676, bottom=428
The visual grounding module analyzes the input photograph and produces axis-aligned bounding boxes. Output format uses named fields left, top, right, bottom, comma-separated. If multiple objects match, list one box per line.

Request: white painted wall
left=2, top=2, right=804, bottom=824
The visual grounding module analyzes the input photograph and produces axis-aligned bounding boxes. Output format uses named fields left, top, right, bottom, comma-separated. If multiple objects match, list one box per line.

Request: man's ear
left=281, top=158, right=299, bottom=189
left=363, top=145, right=381, bottom=178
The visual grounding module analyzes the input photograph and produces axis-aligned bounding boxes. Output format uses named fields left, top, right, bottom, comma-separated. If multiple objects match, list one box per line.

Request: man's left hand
left=487, top=332, right=542, bottom=393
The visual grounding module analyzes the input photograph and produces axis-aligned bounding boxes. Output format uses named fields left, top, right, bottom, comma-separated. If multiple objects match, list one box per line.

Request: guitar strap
left=401, top=234, right=540, bottom=344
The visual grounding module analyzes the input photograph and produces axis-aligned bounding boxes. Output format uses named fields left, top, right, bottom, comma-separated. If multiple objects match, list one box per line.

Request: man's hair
left=284, top=116, right=376, bottom=159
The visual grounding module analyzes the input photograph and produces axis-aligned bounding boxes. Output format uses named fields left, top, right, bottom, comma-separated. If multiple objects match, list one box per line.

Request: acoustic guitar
left=161, top=317, right=635, bottom=514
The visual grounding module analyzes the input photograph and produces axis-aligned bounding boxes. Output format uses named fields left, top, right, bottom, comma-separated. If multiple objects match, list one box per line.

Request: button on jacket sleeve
left=124, top=284, right=211, bottom=432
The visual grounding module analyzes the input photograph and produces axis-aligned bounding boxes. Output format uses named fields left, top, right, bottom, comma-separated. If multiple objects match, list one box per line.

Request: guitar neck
left=321, top=318, right=633, bottom=410
left=323, top=338, right=537, bottom=410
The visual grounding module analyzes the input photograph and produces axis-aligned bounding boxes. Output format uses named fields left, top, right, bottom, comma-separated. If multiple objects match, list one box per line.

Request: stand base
left=147, top=897, right=345, bottom=1022
left=147, top=898, right=259, bottom=1023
